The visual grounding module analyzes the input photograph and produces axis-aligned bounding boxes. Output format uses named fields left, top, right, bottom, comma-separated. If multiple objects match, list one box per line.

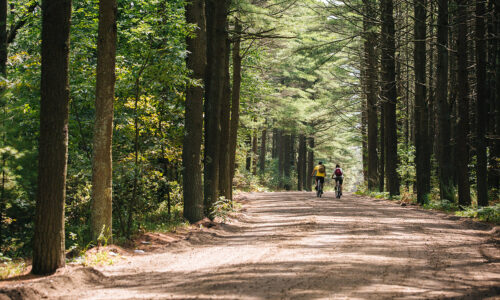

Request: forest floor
left=1, top=192, right=500, bottom=299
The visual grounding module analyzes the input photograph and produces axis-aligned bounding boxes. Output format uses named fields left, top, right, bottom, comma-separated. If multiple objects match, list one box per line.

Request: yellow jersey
left=313, top=165, right=326, bottom=177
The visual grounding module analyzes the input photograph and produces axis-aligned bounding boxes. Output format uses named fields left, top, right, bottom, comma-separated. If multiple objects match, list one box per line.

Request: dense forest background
left=0, top=0, right=498, bottom=275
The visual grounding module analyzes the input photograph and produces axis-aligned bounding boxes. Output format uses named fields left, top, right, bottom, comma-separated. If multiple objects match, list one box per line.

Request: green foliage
left=233, top=169, right=269, bottom=192
left=455, top=204, right=500, bottom=223
left=210, top=197, right=240, bottom=223
left=69, top=249, right=120, bottom=267
left=423, top=200, right=459, bottom=212
left=0, top=259, right=27, bottom=279
left=233, top=0, right=364, bottom=193
left=397, top=145, right=416, bottom=188
left=355, top=186, right=390, bottom=199
left=0, top=0, right=191, bottom=257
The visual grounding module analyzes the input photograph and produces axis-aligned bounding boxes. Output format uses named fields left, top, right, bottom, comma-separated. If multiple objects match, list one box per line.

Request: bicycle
left=316, top=178, right=324, bottom=198
left=335, top=180, right=341, bottom=198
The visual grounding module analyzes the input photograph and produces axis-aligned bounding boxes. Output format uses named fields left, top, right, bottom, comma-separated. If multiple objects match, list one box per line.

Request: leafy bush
left=210, top=197, right=239, bottom=223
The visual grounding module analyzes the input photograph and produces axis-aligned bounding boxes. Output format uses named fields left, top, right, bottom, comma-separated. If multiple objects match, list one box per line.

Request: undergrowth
left=0, top=254, right=27, bottom=279
left=233, top=169, right=269, bottom=192
left=143, top=202, right=189, bottom=233
left=356, top=186, right=500, bottom=224
left=210, top=197, right=242, bottom=223
left=77, top=250, right=120, bottom=267
left=455, top=204, right=500, bottom=223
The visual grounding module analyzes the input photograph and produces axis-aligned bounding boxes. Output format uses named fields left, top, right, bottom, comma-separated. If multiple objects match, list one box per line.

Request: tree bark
left=245, top=134, right=251, bottom=171
left=301, top=135, right=307, bottom=189
left=297, top=134, right=305, bottom=190
left=204, top=0, right=229, bottom=216
left=362, top=100, right=368, bottom=184
left=380, top=0, right=399, bottom=196
left=456, top=0, right=472, bottom=206
left=0, top=0, right=6, bottom=76
left=0, top=0, right=6, bottom=246
left=414, top=0, right=431, bottom=204
left=436, top=0, right=455, bottom=201
left=219, top=32, right=231, bottom=199
left=272, top=128, right=278, bottom=159
left=363, top=0, right=379, bottom=191
left=306, top=137, right=314, bottom=191
left=259, top=128, right=267, bottom=173
left=91, top=0, right=117, bottom=243
left=427, top=0, right=436, bottom=166
left=283, top=134, right=291, bottom=190
left=493, top=0, right=500, bottom=195
left=487, top=0, right=497, bottom=191
left=290, top=134, right=296, bottom=174
left=183, top=0, right=206, bottom=222
left=379, top=105, right=385, bottom=192
left=32, top=0, right=71, bottom=275
left=228, top=19, right=241, bottom=200
left=475, top=0, right=489, bottom=206
left=251, top=129, right=258, bottom=175
left=278, top=130, right=284, bottom=188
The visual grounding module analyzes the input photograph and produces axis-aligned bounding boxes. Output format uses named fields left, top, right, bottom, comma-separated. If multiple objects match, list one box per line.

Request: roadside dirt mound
left=0, top=267, right=106, bottom=299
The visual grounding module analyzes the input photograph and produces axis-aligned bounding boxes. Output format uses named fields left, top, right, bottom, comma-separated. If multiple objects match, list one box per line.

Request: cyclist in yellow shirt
left=311, top=161, right=326, bottom=195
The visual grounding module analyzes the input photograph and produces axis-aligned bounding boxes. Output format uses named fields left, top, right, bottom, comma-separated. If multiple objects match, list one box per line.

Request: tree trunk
left=284, top=134, right=291, bottom=190
left=128, top=70, right=143, bottom=238
left=297, top=134, right=306, bottom=190
left=0, top=0, right=6, bottom=246
left=245, top=134, right=251, bottom=171
left=414, top=0, right=431, bottom=204
left=183, top=0, right=206, bottom=222
left=272, top=128, right=278, bottom=159
left=487, top=0, right=497, bottom=191
left=228, top=19, right=241, bottom=200
left=361, top=100, right=368, bottom=184
left=278, top=130, right=284, bottom=188
left=435, top=0, right=455, bottom=201
left=493, top=0, right=500, bottom=196
left=427, top=0, right=436, bottom=166
left=204, top=0, right=229, bottom=216
left=32, top=0, right=71, bottom=275
left=380, top=0, right=399, bottom=196
left=259, top=128, right=267, bottom=173
left=363, top=0, right=379, bottom=191
left=218, top=33, right=231, bottom=199
left=290, top=134, right=296, bottom=174
left=455, top=0, right=472, bottom=207
left=306, top=137, right=314, bottom=191
left=91, top=0, right=117, bottom=243
left=475, top=0, right=489, bottom=206
left=0, top=0, right=6, bottom=76
left=251, top=129, right=258, bottom=175
left=301, top=135, right=307, bottom=189
left=379, top=104, right=385, bottom=192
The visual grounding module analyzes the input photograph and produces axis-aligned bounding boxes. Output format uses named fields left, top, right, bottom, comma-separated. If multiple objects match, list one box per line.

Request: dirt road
left=3, top=192, right=500, bottom=299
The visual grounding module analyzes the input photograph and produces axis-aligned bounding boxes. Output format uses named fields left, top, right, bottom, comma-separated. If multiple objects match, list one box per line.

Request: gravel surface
left=2, top=192, right=499, bottom=299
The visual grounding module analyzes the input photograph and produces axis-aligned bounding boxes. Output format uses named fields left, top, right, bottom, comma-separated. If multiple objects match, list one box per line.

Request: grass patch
left=0, top=257, right=27, bottom=280
left=68, top=249, right=120, bottom=267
